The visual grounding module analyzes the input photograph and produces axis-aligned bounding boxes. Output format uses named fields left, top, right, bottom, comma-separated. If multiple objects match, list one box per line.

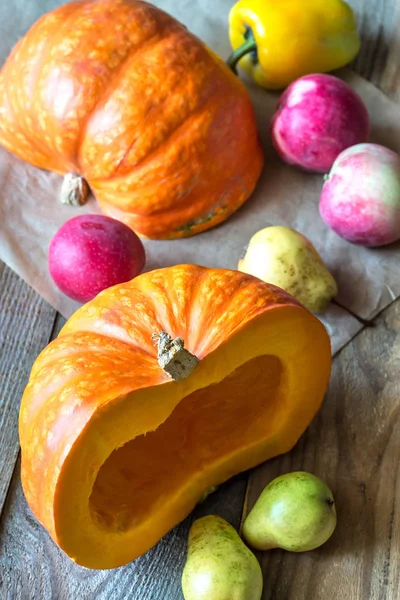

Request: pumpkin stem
left=60, top=173, right=90, bottom=206
left=226, top=28, right=258, bottom=74
left=152, top=331, right=199, bottom=381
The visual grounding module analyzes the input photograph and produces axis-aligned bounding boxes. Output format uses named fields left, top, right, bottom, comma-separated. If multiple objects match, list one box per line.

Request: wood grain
left=351, top=0, right=397, bottom=91
left=349, top=0, right=400, bottom=104
left=380, top=1, right=400, bottom=103
left=0, top=264, right=56, bottom=516
left=244, top=298, right=400, bottom=600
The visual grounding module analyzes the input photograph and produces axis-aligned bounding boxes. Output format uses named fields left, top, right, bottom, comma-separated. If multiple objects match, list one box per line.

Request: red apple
left=271, top=74, right=370, bottom=173
left=49, top=214, right=146, bottom=302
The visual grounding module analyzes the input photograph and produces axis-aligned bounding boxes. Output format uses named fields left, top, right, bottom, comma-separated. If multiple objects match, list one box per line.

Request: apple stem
left=152, top=331, right=199, bottom=381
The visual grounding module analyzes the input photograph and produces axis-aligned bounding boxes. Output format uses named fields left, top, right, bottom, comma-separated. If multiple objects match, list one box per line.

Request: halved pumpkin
left=19, top=264, right=331, bottom=569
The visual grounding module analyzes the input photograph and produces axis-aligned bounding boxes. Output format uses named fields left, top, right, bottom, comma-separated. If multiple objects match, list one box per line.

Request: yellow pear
left=182, top=515, right=263, bottom=600
left=238, top=226, right=338, bottom=313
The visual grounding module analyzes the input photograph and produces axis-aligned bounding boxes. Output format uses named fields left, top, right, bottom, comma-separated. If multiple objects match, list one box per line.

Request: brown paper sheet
left=1, top=0, right=399, bottom=355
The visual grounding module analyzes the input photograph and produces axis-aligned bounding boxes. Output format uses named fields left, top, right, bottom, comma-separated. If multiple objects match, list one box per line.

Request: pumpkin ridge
left=0, top=48, right=39, bottom=162
left=67, top=1, right=171, bottom=170
left=0, top=5, right=79, bottom=169
left=88, top=105, right=211, bottom=193
left=187, top=269, right=254, bottom=355
left=190, top=273, right=299, bottom=356
left=60, top=280, right=168, bottom=356
left=35, top=331, right=157, bottom=376
left=111, top=100, right=213, bottom=183
left=171, top=180, right=248, bottom=235
left=94, top=164, right=258, bottom=238
left=166, top=264, right=209, bottom=342
left=76, top=28, right=172, bottom=172
left=21, top=340, right=162, bottom=438
left=60, top=317, right=159, bottom=358
left=89, top=93, right=251, bottom=223
left=129, top=270, right=187, bottom=341
left=83, top=28, right=217, bottom=183
left=28, top=1, right=87, bottom=170
left=54, top=0, right=148, bottom=171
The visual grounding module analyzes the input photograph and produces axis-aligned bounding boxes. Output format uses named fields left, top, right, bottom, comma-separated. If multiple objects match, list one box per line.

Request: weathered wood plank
left=351, top=0, right=397, bottom=92
left=349, top=0, right=400, bottom=104
left=0, top=463, right=247, bottom=600
left=380, top=1, right=400, bottom=102
left=244, top=298, right=400, bottom=600
left=0, top=264, right=57, bottom=515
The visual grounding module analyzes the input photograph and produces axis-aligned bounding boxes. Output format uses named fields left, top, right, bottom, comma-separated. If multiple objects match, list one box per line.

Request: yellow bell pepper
left=227, top=0, right=361, bottom=89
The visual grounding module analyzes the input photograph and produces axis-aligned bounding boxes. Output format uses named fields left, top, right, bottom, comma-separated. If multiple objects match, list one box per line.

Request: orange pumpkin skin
left=19, top=265, right=331, bottom=569
left=0, top=0, right=263, bottom=239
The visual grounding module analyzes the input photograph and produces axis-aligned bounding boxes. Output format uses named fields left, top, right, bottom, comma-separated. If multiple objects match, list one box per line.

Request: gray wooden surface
left=1, top=0, right=400, bottom=598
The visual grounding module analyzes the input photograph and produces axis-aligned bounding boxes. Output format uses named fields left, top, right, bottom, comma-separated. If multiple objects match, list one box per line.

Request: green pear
left=238, top=226, right=338, bottom=313
left=243, top=472, right=337, bottom=552
left=182, top=515, right=263, bottom=600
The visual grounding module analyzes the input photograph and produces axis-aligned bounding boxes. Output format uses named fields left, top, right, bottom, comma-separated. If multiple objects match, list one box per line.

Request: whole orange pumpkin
left=19, top=264, right=331, bottom=569
left=0, top=0, right=263, bottom=239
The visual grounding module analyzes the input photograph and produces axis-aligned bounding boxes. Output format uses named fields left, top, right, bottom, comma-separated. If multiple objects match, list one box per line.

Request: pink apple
left=319, top=143, right=400, bottom=247
left=49, top=214, right=146, bottom=302
left=271, top=74, right=370, bottom=173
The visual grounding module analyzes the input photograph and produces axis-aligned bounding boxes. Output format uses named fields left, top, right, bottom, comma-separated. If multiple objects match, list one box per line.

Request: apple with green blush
left=319, top=143, right=400, bottom=247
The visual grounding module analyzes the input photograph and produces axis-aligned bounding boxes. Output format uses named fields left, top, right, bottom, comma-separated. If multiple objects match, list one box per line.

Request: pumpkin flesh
left=19, top=265, right=331, bottom=569
left=89, top=354, right=283, bottom=530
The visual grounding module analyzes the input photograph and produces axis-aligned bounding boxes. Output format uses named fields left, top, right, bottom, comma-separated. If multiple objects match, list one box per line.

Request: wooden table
left=1, top=1, right=400, bottom=598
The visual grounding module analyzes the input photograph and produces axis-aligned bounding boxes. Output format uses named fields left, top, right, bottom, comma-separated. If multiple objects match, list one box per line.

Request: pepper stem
left=152, top=331, right=199, bottom=381
left=226, top=34, right=258, bottom=74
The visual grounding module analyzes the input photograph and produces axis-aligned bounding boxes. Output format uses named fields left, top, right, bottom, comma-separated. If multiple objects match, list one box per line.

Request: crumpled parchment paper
left=1, top=0, right=399, bottom=356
